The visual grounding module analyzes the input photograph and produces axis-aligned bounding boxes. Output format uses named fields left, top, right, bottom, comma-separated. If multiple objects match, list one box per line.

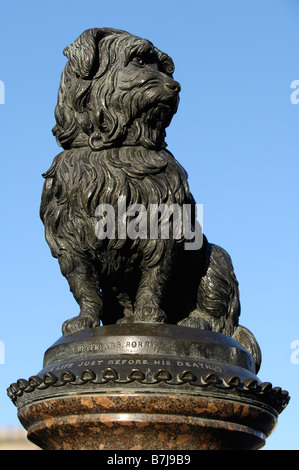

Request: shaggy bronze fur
left=40, top=28, right=261, bottom=370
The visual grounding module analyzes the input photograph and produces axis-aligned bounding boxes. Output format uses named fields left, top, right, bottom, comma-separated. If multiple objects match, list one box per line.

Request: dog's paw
left=133, top=305, right=167, bottom=323
left=62, top=315, right=98, bottom=336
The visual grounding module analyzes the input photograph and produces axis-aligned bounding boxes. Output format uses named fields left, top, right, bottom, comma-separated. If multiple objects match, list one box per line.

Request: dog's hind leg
left=61, top=261, right=103, bottom=336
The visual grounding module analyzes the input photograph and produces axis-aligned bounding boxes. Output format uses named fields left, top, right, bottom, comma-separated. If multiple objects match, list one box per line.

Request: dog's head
left=53, top=28, right=181, bottom=151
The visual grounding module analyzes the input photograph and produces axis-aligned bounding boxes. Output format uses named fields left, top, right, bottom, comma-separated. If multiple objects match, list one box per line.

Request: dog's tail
left=232, top=324, right=262, bottom=373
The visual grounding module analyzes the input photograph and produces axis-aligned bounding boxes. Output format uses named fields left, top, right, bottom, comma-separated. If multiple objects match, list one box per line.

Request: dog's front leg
left=133, top=266, right=167, bottom=323
left=133, top=244, right=175, bottom=323
left=61, top=261, right=103, bottom=336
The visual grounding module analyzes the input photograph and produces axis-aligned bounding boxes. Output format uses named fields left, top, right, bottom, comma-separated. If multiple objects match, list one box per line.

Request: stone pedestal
left=8, top=324, right=289, bottom=450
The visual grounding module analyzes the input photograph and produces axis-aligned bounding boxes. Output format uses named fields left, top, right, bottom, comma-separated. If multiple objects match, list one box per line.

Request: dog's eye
left=131, top=56, right=146, bottom=67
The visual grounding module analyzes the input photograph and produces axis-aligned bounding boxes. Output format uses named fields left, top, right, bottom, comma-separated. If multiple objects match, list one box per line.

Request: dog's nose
left=166, top=80, right=181, bottom=93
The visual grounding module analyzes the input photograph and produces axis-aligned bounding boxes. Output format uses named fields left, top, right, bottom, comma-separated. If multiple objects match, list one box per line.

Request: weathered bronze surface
left=38, top=27, right=261, bottom=367
left=8, top=325, right=289, bottom=450
left=8, top=28, right=289, bottom=450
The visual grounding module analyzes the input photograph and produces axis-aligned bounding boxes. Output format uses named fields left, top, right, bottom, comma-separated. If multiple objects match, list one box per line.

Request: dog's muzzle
left=166, top=79, right=181, bottom=94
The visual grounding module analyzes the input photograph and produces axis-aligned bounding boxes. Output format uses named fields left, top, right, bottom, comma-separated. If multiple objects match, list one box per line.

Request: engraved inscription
left=72, top=339, right=159, bottom=354
left=177, top=360, right=222, bottom=372
left=125, top=340, right=158, bottom=349
left=44, top=357, right=223, bottom=375
left=73, top=341, right=122, bottom=353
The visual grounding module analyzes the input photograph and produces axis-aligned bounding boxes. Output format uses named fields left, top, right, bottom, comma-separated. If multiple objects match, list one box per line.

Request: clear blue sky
left=0, top=0, right=298, bottom=450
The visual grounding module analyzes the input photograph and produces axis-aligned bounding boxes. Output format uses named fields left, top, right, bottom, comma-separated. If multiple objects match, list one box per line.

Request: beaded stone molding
left=7, top=366, right=290, bottom=414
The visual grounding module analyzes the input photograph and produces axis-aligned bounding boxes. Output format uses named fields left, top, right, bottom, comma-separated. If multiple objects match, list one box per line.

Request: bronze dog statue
left=40, top=28, right=261, bottom=370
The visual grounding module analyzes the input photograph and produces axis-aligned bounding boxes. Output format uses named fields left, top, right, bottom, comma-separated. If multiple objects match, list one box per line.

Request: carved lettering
left=176, top=360, right=222, bottom=373
left=73, top=341, right=122, bottom=353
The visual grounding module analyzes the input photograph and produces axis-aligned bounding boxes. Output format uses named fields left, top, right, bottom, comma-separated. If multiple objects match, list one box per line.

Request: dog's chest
left=88, top=147, right=193, bottom=210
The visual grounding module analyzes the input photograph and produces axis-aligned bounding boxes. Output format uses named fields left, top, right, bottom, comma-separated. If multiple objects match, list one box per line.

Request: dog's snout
left=166, top=80, right=181, bottom=93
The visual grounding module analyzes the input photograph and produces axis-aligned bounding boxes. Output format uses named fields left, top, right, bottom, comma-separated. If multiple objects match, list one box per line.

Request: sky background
left=0, top=0, right=298, bottom=450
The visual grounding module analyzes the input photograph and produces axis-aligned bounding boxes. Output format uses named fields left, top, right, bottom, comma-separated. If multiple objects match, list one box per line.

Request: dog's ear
left=63, top=28, right=107, bottom=79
